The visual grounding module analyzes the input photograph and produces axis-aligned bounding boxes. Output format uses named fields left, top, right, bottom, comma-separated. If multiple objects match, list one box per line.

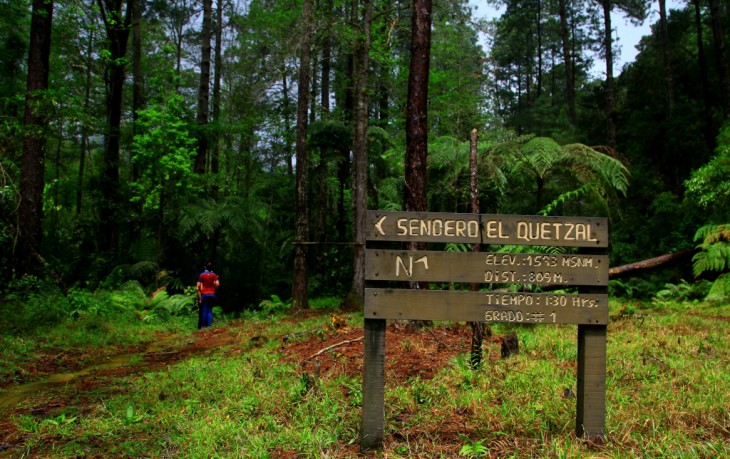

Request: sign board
left=361, top=210, right=608, bottom=451
left=364, top=288, right=608, bottom=324
left=366, top=211, right=608, bottom=247
left=365, top=250, right=608, bottom=286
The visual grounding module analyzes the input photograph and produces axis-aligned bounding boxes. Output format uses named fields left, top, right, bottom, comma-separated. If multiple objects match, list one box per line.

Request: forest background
left=3, top=0, right=730, bottom=311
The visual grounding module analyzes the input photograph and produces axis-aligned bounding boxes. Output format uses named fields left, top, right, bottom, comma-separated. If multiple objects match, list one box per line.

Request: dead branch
left=305, top=336, right=363, bottom=361
left=609, top=248, right=695, bottom=279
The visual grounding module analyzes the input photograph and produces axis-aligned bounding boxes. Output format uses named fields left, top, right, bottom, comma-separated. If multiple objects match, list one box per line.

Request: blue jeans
left=198, top=294, right=216, bottom=328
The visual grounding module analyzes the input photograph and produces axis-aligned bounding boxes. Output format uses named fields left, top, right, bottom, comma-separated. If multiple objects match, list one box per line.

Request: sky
left=469, top=0, right=687, bottom=73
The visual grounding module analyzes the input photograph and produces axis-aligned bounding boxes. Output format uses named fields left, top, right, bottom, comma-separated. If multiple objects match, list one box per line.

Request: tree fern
left=499, top=136, right=629, bottom=215
left=693, top=224, right=730, bottom=277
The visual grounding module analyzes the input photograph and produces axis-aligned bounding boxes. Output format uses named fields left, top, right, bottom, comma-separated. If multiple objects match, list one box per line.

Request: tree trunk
left=350, top=0, right=374, bottom=303
left=559, top=0, right=576, bottom=123
left=600, top=0, right=617, bottom=148
left=97, top=0, right=132, bottom=255
left=404, top=0, right=432, bottom=297
left=131, top=0, right=143, bottom=154
left=658, top=0, right=674, bottom=116
left=337, top=2, right=355, bottom=243
left=293, top=0, right=315, bottom=310
left=321, top=0, right=332, bottom=115
left=18, top=0, right=54, bottom=277
left=282, top=72, right=293, bottom=176
left=536, top=0, right=543, bottom=98
left=693, top=0, right=714, bottom=150
left=211, top=0, right=223, bottom=175
left=405, top=0, right=431, bottom=218
left=195, top=0, right=213, bottom=174
left=708, top=0, right=730, bottom=117
left=468, top=129, right=485, bottom=369
left=77, top=17, right=95, bottom=216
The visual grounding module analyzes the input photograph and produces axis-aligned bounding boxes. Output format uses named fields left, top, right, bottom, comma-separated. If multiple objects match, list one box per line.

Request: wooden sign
left=366, top=210, right=608, bottom=247
left=361, top=211, right=608, bottom=451
left=364, top=288, right=608, bottom=324
left=365, top=250, right=608, bottom=286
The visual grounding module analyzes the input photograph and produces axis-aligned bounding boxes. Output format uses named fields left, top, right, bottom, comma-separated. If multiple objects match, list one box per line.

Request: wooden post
left=361, top=317, right=386, bottom=451
left=576, top=246, right=607, bottom=441
left=576, top=324, right=607, bottom=441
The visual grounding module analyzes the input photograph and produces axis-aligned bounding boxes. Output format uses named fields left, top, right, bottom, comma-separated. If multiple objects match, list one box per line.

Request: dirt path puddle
left=0, top=338, right=178, bottom=413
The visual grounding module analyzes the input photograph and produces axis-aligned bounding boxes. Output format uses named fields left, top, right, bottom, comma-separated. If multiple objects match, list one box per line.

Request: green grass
left=1, top=296, right=728, bottom=458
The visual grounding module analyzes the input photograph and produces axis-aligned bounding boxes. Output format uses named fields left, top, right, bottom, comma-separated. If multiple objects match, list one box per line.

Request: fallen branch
left=609, top=248, right=695, bottom=279
left=305, top=336, right=363, bottom=361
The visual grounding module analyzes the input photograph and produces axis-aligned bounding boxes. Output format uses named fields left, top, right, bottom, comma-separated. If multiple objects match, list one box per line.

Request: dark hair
left=205, top=261, right=213, bottom=270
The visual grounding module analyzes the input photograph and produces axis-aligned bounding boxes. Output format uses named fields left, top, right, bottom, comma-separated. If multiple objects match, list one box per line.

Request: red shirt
left=197, top=271, right=219, bottom=295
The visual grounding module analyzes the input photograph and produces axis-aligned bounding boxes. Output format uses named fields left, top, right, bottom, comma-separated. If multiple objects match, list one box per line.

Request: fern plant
left=692, top=224, right=730, bottom=277
left=495, top=136, right=629, bottom=215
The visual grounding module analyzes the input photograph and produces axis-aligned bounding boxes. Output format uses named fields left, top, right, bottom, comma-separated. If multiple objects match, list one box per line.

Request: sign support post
left=361, top=317, right=386, bottom=450
left=576, top=323, right=607, bottom=440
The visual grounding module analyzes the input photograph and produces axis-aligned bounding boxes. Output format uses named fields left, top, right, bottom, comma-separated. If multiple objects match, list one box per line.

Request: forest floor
left=1, top=303, right=728, bottom=458
left=0, top=309, right=501, bottom=457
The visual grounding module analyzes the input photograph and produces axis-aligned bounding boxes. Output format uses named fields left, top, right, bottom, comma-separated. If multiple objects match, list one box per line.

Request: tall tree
left=211, top=0, right=224, bottom=175
left=708, top=0, right=730, bottom=117
left=595, top=0, right=647, bottom=147
left=350, top=0, right=374, bottom=302
left=599, top=0, right=617, bottom=147
left=693, top=0, right=713, bottom=148
left=17, top=0, right=54, bottom=276
left=559, top=0, right=576, bottom=123
left=97, top=0, right=132, bottom=254
left=131, top=0, right=144, bottom=182
left=195, top=0, right=213, bottom=174
left=293, top=0, right=314, bottom=309
left=657, top=0, right=674, bottom=115
left=404, top=0, right=432, bottom=218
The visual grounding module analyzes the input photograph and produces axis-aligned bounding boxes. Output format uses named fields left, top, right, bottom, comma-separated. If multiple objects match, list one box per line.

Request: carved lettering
left=516, top=221, right=598, bottom=243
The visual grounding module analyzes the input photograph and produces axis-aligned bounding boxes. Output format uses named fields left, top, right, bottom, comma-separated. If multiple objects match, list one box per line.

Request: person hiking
left=196, top=262, right=219, bottom=329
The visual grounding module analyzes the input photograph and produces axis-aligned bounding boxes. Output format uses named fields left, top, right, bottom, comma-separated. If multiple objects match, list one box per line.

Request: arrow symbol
left=375, top=216, right=387, bottom=236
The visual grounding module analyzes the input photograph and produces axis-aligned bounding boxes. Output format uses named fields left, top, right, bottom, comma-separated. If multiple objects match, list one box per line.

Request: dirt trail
left=0, top=311, right=493, bottom=455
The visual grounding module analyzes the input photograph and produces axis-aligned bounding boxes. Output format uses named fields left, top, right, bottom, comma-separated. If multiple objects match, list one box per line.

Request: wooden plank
left=576, top=324, right=607, bottom=440
left=366, top=250, right=608, bottom=286
left=361, top=318, right=386, bottom=450
left=364, top=288, right=608, bottom=325
left=366, top=211, right=608, bottom=247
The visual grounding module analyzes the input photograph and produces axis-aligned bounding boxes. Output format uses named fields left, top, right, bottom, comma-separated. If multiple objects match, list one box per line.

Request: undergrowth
left=0, top=280, right=196, bottom=378
left=1, top=293, right=728, bottom=458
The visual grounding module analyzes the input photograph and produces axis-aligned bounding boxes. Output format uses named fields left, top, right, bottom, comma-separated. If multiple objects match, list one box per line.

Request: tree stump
left=501, top=332, right=519, bottom=358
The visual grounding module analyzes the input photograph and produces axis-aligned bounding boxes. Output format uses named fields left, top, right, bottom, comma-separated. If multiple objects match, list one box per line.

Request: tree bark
left=693, top=0, right=714, bottom=150
left=600, top=0, right=617, bottom=148
left=293, top=0, right=315, bottom=310
left=658, top=0, right=674, bottom=116
left=195, top=0, right=213, bottom=174
left=131, top=0, right=143, bottom=150
left=212, top=0, right=223, bottom=175
left=404, top=0, right=432, bottom=296
left=350, top=0, right=374, bottom=303
left=321, top=0, right=332, bottom=115
left=77, top=22, right=94, bottom=216
left=469, top=129, right=485, bottom=369
left=708, top=0, right=730, bottom=117
left=536, top=0, right=543, bottom=98
left=559, top=0, right=576, bottom=124
left=18, top=0, right=54, bottom=277
left=282, top=71, right=293, bottom=176
left=97, top=0, right=132, bottom=255
left=405, top=0, right=431, bottom=218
